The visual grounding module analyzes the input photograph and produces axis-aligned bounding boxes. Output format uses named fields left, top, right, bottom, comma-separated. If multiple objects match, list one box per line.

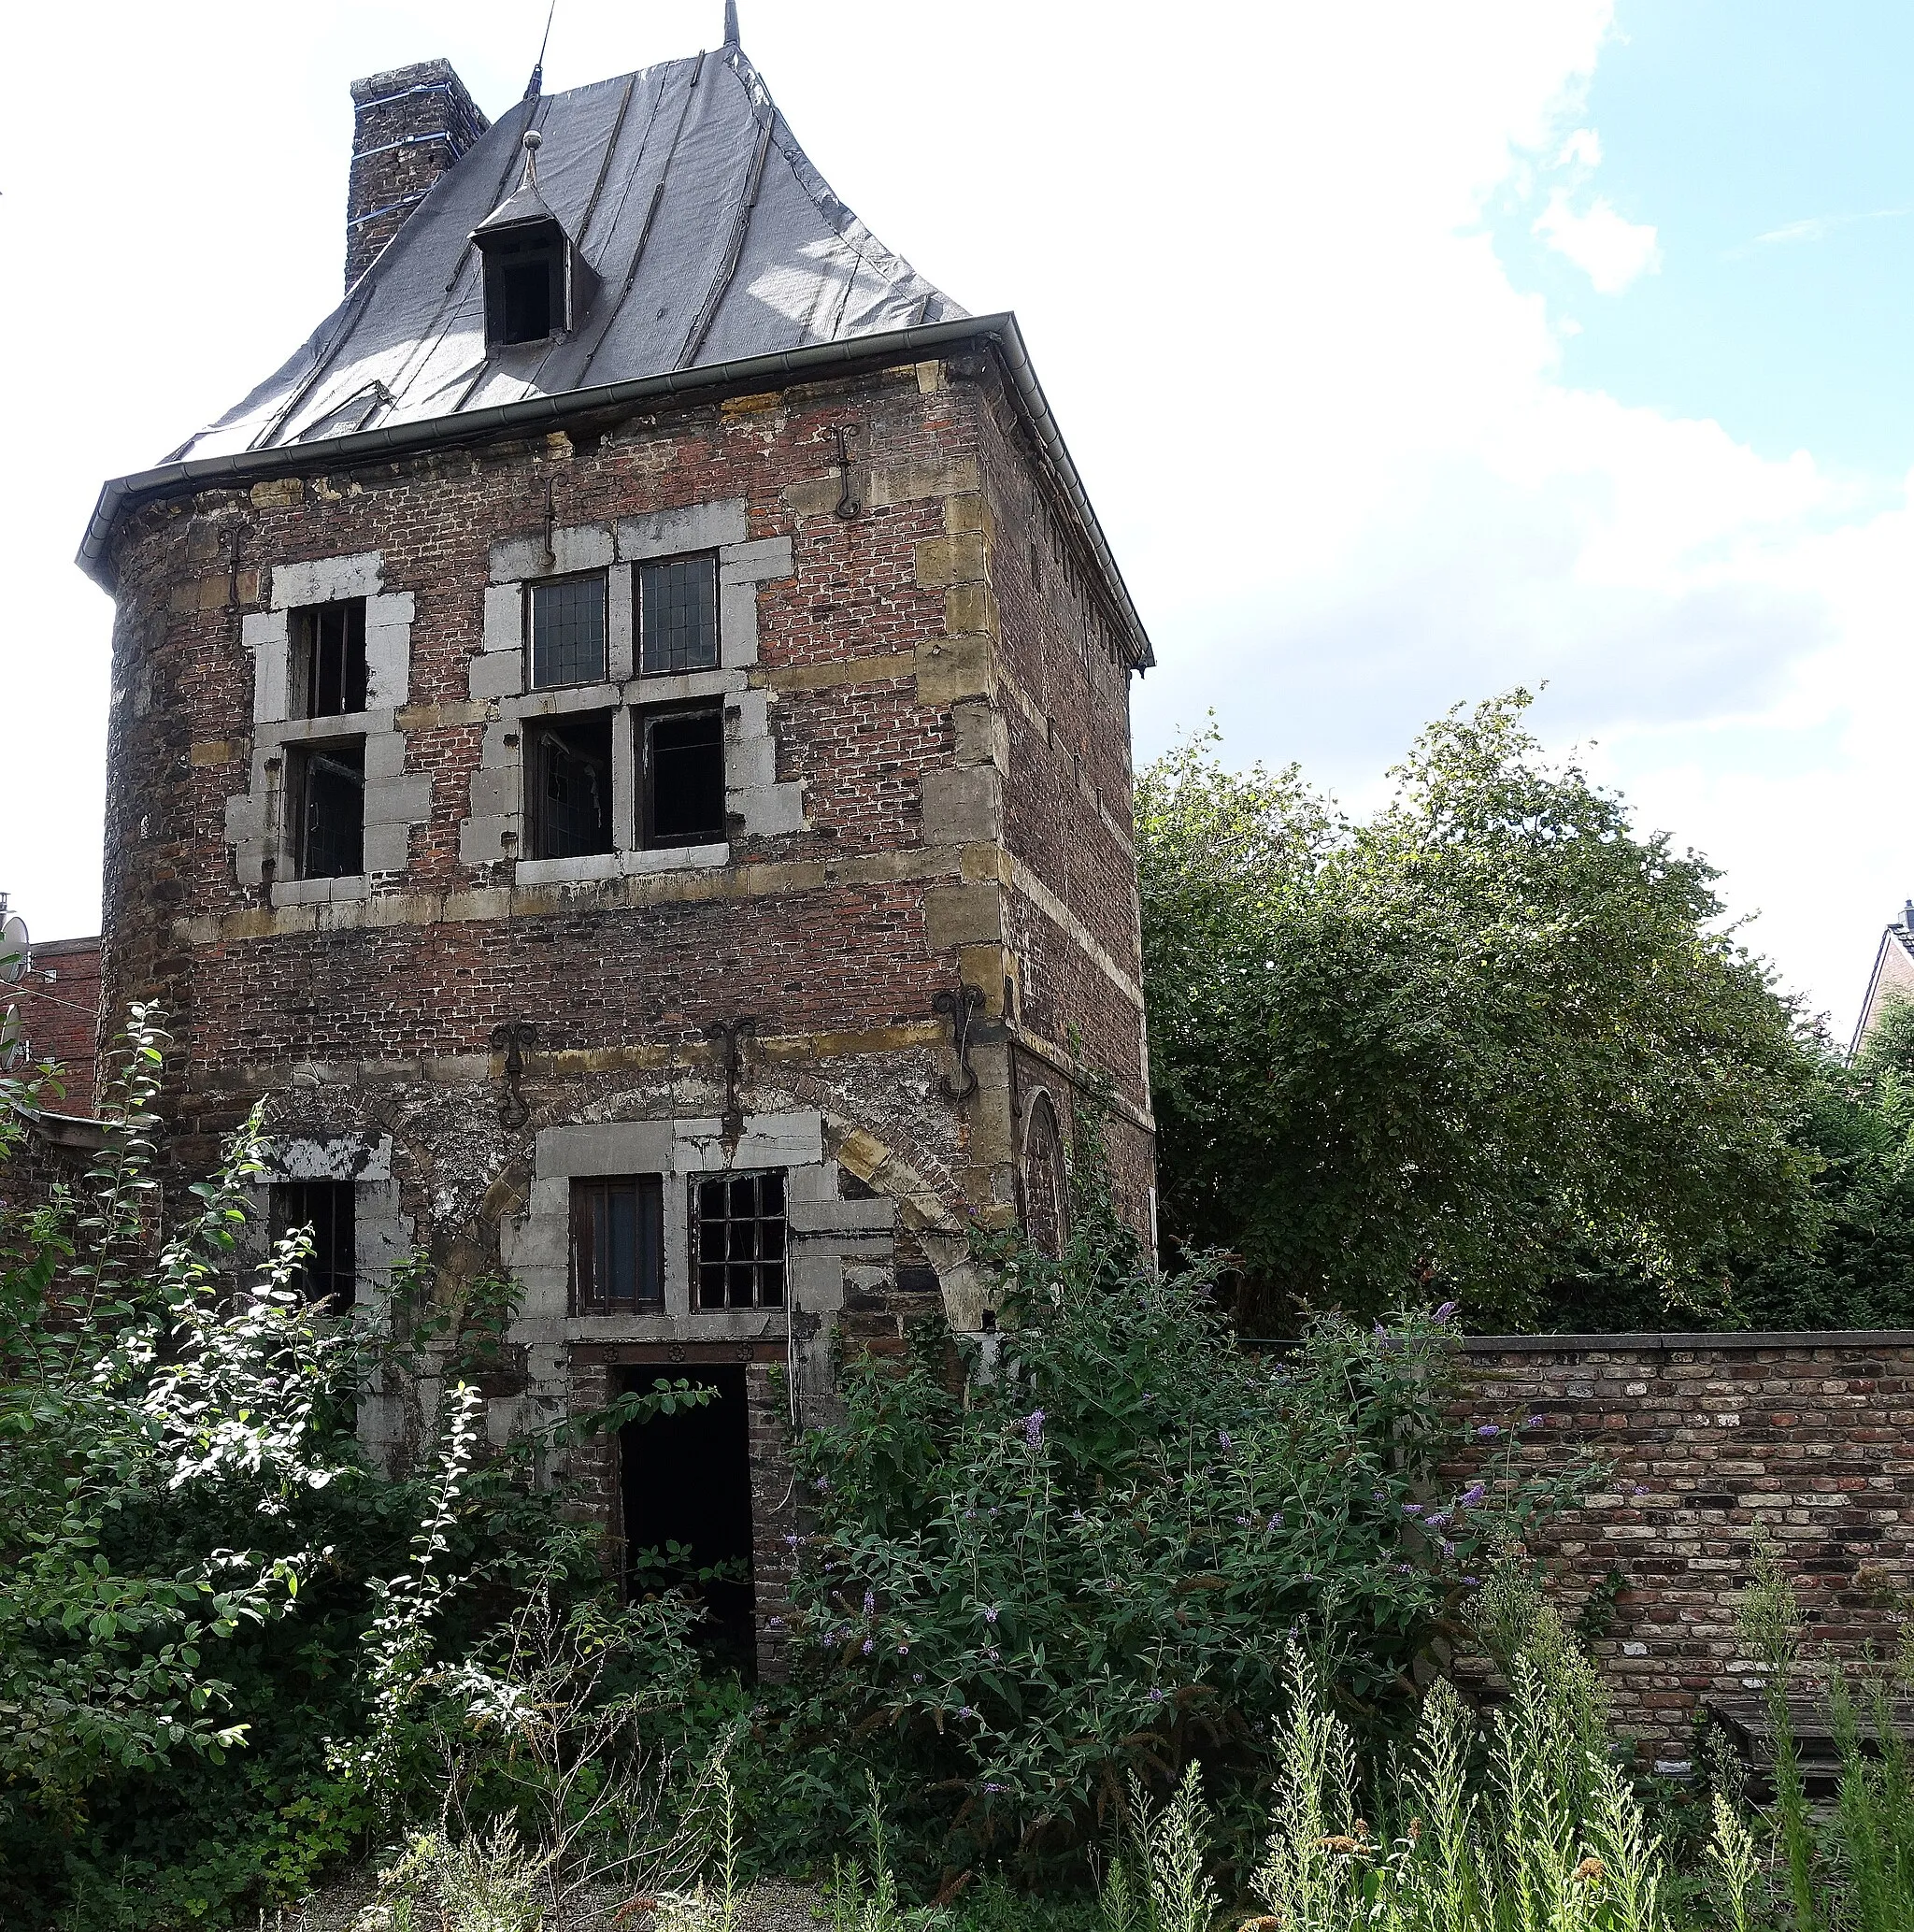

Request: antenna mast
left=524, top=0, right=557, bottom=100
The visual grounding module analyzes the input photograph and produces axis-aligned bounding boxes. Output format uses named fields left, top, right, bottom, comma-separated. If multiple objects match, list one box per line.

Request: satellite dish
left=0, top=912, right=26, bottom=986
left=0, top=1003, right=24, bottom=1070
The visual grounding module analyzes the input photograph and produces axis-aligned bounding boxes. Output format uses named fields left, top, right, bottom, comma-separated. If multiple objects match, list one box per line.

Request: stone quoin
left=77, top=24, right=1156, bottom=1674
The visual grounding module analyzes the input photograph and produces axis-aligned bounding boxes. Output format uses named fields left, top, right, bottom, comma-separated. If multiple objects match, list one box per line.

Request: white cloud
left=1534, top=191, right=1664, bottom=293
left=1557, top=126, right=1604, bottom=168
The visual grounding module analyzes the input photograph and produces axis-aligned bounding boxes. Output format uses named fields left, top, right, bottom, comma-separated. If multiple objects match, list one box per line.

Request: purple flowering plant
left=766, top=1145, right=1592, bottom=1875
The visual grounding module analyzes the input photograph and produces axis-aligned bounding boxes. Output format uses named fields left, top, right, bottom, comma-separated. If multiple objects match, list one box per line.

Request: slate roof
left=166, top=41, right=965, bottom=464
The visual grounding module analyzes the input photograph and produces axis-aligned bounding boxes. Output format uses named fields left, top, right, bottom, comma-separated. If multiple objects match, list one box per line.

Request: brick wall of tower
left=346, top=61, right=491, bottom=291
left=978, top=390, right=1155, bottom=1233
left=98, top=349, right=1153, bottom=1312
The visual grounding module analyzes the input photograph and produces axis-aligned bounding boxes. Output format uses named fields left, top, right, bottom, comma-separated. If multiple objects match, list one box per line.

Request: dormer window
left=498, top=244, right=554, bottom=344
left=470, top=130, right=596, bottom=350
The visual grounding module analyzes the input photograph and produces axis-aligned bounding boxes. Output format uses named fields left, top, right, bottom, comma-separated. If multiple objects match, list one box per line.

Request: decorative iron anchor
left=833, top=422, right=863, bottom=521
left=490, top=1021, right=538, bottom=1129
left=933, top=983, right=985, bottom=1101
left=707, top=1016, right=756, bottom=1141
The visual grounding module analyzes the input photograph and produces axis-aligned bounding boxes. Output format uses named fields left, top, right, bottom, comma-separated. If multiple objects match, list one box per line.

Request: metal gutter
left=77, top=313, right=1155, bottom=670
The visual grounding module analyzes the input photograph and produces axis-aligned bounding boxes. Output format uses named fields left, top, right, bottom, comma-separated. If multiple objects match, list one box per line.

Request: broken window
left=498, top=249, right=555, bottom=344
left=292, top=742, right=364, bottom=878
left=525, top=712, right=614, bottom=859
left=640, top=708, right=725, bottom=849
left=292, top=599, right=368, bottom=717
left=694, top=1169, right=786, bottom=1309
left=571, top=1176, right=664, bottom=1313
left=528, top=575, right=607, bottom=688
left=269, top=1181, right=356, bottom=1307
left=638, top=555, right=720, bottom=676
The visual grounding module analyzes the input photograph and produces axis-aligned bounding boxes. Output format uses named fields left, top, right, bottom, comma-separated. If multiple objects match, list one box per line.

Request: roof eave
left=77, top=313, right=1154, bottom=670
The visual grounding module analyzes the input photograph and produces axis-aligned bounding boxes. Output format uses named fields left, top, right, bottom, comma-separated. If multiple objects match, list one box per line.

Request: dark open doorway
left=620, top=1364, right=757, bottom=1671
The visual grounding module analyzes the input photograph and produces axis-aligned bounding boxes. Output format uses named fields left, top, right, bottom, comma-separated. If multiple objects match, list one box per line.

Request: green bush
left=0, top=1016, right=706, bottom=1930
left=759, top=1147, right=1588, bottom=1881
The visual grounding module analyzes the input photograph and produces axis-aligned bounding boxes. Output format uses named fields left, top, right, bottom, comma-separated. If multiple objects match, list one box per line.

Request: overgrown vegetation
left=1136, top=693, right=1914, bottom=1336
left=6, top=1003, right=1914, bottom=1930
left=750, top=1134, right=1590, bottom=1882
left=0, top=1012, right=707, bottom=1928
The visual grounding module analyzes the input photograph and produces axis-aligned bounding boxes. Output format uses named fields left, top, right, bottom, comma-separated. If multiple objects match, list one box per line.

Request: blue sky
left=1505, top=4, right=1914, bottom=480
left=1, top=1, right=1909, bottom=1039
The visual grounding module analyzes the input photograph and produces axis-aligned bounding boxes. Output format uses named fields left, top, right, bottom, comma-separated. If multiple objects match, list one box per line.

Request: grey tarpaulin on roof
left=78, top=38, right=1154, bottom=668
left=171, top=46, right=964, bottom=464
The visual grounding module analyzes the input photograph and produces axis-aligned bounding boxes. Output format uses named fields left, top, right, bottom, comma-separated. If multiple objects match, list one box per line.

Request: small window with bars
left=693, top=1170, right=786, bottom=1309
left=571, top=1176, right=664, bottom=1314
left=638, top=555, right=720, bottom=676
left=529, top=575, right=608, bottom=688
left=268, top=1181, right=356, bottom=1307
left=293, top=600, right=368, bottom=717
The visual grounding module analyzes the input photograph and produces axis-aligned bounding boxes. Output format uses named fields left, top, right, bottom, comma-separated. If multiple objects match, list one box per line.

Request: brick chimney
left=346, top=60, right=490, bottom=292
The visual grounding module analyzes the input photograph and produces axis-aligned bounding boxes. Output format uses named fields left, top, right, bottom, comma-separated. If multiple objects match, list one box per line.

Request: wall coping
left=1462, top=1329, right=1914, bottom=1352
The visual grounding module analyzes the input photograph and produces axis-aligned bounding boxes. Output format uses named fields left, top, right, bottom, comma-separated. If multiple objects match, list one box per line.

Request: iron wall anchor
left=933, top=983, right=985, bottom=1101
left=490, top=1021, right=538, bottom=1128
left=707, top=1016, right=757, bottom=1141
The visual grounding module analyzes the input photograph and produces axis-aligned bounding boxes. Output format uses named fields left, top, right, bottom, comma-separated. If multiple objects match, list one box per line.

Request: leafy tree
left=1137, top=694, right=1819, bottom=1330
left=1721, top=1005, right=1914, bottom=1333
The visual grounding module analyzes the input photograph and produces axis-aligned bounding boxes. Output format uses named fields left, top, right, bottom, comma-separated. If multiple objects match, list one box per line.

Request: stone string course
left=1455, top=1332, right=1914, bottom=1754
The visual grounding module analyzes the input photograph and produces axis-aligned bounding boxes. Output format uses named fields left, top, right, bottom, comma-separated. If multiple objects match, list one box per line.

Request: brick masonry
left=93, top=339, right=1156, bottom=1660
left=1455, top=1332, right=1914, bottom=1757
left=14, top=935, right=102, bottom=1115
left=346, top=61, right=490, bottom=291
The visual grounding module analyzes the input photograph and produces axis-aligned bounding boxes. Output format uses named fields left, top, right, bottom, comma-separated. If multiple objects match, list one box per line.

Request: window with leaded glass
left=570, top=1176, right=664, bottom=1313
left=638, top=555, right=720, bottom=676
left=528, top=575, right=607, bottom=688
left=693, top=1170, right=786, bottom=1309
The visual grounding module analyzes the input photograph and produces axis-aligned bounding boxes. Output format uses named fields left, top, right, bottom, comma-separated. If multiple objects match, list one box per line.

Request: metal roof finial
left=518, top=128, right=543, bottom=191
left=524, top=0, right=557, bottom=99
left=724, top=0, right=740, bottom=47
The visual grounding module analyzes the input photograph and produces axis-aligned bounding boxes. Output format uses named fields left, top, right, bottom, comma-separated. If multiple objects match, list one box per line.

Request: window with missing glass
left=693, top=1170, right=786, bottom=1309
left=571, top=1176, right=664, bottom=1313
left=640, top=707, right=725, bottom=848
left=528, top=575, right=607, bottom=688
left=293, top=742, right=364, bottom=878
left=638, top=555, right=720, bottom=676
left=525, top=712, right=614, bottom=859
left=269, top=1181, right=356, bottom=1307
left=293, top=600, right=368, bottom=717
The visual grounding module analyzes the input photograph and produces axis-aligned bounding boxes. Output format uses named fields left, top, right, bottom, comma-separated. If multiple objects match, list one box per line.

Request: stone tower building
left=79, top=25, right=1155, bottom=1666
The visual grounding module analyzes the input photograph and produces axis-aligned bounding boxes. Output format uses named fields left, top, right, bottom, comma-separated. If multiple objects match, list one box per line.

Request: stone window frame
left=227, top=552, right=430, bottom=906
left=461, top=501, right=804, bottom=882
left=238, top=1134, right=415, bottom=1465
left=501, top=1109, right=897, bottom=1363
left=239, top=1132, right=411, bottom=1319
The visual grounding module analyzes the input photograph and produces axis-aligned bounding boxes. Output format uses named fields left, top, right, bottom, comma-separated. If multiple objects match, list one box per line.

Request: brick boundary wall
left=1456, top=1331, right=1914, bottom=1759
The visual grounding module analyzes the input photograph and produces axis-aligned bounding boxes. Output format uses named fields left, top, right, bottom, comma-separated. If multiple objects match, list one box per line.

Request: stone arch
left=1021, top=1089, right=1067, bottom=1258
